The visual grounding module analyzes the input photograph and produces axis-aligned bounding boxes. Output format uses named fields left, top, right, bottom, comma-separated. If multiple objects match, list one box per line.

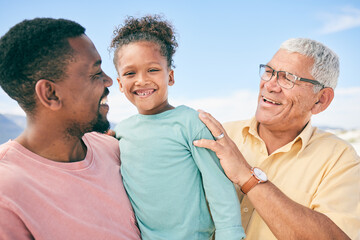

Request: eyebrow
left=267, top=64, right=298, bottom=75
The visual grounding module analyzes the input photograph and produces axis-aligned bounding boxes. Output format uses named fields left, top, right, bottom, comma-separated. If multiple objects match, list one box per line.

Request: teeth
left=100, top=96, right=108, bottom=105
left=263, top=96, right=281, bottom=105
left=135, top=89, right=154, bottom=96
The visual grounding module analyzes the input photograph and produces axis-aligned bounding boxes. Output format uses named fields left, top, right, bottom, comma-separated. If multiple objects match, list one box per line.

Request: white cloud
left=107, top=89, right=258, bottom=125
left=108, top=87, right=360, bottom=129
left=2, top=87, right=360, bottom=130
left=171, top=90, right=258, bottom=123
left=318, top=6, right=360, bottom=34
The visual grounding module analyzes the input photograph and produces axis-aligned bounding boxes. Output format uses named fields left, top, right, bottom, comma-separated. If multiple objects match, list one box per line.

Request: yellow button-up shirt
left=224, top=118, right=360, bottom=239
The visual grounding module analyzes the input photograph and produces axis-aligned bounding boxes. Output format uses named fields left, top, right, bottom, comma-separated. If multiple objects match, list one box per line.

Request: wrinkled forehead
left=269, top=49, right=314, bottom=78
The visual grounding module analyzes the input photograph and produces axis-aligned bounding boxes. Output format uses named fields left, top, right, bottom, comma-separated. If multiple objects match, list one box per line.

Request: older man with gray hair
left=195, top=38, right=360, bottom=239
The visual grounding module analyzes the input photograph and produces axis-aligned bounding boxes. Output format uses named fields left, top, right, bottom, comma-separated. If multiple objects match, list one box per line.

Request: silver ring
left=215, top=133, right=224, bottom=140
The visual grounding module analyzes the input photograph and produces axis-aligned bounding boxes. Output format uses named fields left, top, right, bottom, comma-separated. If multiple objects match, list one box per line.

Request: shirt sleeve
left=310, top=146, right=360, bottom=239
left=0, top=201, right=33, bottom=239
left=191, top=126, right=246, bottom=240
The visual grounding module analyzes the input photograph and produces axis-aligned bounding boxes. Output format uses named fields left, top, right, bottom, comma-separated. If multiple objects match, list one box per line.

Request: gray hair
left=280, top=38, right=339, bottom=92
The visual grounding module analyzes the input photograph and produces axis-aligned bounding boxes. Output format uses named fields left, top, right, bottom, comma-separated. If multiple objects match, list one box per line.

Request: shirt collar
left=242, top=117, right=315, bottom=156
left=241, top=117, right=256, bottom=144
left=296, top=121, right=315, bottom=155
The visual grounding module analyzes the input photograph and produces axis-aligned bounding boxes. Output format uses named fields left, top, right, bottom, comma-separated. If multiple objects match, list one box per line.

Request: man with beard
left=0, top=18, right=140, bottom=239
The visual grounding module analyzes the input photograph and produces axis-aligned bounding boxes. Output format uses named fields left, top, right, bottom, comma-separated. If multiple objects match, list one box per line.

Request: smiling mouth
left=100, top=95, right=108, bottom=105
left=100, top=88, right=109, bottom=106
left=262, top=96, right=281, bottom=105
left=134, top=89, right=155, bottom=97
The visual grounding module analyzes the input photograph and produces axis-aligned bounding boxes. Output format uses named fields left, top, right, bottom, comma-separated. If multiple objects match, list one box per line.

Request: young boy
left=110, top=15, right=245, bottom=240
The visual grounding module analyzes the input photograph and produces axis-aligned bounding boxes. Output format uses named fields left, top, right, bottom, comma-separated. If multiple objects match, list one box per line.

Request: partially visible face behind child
left=115, top=41, right=175, bottom=115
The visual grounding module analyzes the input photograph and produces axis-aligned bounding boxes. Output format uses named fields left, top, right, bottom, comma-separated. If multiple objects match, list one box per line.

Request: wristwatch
left=241, top=167, right=268, bottom=194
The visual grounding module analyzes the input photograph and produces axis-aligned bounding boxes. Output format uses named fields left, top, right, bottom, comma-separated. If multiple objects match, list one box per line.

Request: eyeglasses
left=259, top=64, right=325, bottom=89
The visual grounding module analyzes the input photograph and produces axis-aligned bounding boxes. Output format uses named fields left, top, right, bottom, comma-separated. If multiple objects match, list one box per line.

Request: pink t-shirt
left=0, top=132, right=140, bottom=240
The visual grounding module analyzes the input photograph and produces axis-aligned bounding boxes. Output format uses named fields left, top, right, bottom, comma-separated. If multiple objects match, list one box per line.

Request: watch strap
left=240, top=174, right=259, bottom=194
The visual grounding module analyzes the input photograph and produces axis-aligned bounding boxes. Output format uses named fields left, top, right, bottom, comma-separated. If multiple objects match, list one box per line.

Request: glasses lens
left=276, top=72, right=294, bottom=89
left=259, top=65, right=272, bottom=81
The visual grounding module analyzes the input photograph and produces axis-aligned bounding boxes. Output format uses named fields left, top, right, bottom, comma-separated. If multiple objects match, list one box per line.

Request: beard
left=65, top=113, right=110, bottom=138
left=91, top=111, right=110, bottom=133
left=65, top=108, right=110, bottom=138
left=66, top=88, right=110, bottom=137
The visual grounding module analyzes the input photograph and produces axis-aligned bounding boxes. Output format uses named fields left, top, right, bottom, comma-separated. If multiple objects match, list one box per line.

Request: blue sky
left=1, top=0, right=359, bottom=128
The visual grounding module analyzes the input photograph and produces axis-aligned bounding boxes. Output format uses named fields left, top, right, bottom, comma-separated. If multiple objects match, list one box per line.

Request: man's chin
left=255, top=112, right=272, bottom=127
left=92, top=113, right=110, bottom=134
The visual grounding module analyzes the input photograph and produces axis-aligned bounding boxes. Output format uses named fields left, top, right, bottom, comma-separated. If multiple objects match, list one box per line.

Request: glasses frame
left=259, top=64, right=325, bottom=89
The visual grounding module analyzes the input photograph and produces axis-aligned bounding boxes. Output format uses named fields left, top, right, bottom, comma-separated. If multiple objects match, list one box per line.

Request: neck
left=139, top=102, right=174, bottom=115
left=258, top=123, right=306, bottom=155
left=15, top=120, right=87, bottom=162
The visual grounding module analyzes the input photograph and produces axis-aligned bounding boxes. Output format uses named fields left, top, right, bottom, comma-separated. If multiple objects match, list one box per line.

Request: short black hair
left=110, top=15, right=178, bottom=69
left=0, top=18, right=85, bottom=113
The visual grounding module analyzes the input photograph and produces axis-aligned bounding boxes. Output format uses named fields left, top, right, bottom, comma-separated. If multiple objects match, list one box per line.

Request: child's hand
left=105, top=129, right=116, bottom=138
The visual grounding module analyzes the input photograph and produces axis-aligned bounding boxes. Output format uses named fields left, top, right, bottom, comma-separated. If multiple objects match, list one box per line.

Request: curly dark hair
left=0, top=18, right=85, bottom=113
left=110, top=15, right=178, bottom=69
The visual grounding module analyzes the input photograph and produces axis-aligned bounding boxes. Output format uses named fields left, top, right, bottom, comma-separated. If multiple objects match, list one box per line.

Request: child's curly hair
left=110, top=15, right=178, bottom=69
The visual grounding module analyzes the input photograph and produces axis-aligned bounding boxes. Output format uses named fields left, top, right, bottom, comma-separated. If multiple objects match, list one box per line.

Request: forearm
left=245, top=181, right=350, bottom=240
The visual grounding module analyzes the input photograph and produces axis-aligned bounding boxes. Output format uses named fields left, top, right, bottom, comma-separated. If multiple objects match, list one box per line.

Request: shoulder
left=84, top=131, right=118, bottom=144
left=176, top=105, right=199, bottom=117
left=83, top=132, right=119, bottom=153
left=307, top=128, right=359, bottom=163
left=0, top=142, right=26, bottom=195
left=223, top=119, right=249, bottom=129
left=0, top=142, right=9, bottom=156
left=175, top=105, right=205, bottom=127
left=171, top=105, right=215, bottom=140
left=310, top=129, right=356, bottom=152
left=0, top=141, right=26, bottom=164
left=223, top=119, right=250, bottom=138
left=0, top=142, right=14, bottom=166
left=113, top=115, right=138, bottom=134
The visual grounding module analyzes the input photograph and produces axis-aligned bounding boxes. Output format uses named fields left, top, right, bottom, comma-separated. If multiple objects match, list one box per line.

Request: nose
left=135, top=72, right=148, bottom=85
left=263, top=73, right=281, bottom=92
left=103, top=72, right=113, bottom=87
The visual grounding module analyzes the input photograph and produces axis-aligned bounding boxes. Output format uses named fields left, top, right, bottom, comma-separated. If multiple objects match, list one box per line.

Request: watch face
left=253, top=167, right=268, bottom=181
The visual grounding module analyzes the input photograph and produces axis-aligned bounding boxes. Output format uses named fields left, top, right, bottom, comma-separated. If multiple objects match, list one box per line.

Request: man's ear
left=35, top=80, right=61, bottom=110
left=117, top=77, right=124, bottom=93
left=168, top=70, right=174, bottom=86
left=311, top=87, right=334, bottom=115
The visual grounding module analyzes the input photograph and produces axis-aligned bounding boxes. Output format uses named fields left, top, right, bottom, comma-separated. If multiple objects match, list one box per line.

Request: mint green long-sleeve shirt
left=115, top=105, right=245, bottom=240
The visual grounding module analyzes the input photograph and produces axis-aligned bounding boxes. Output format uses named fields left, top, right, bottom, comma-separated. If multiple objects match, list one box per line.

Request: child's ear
left=311, top=87, right=334, bottom=115
left=168, top=70, right=174, bottom=86
left=117, top=77, right=124, bottom=93
left=35, top=79, right=62, bottom=110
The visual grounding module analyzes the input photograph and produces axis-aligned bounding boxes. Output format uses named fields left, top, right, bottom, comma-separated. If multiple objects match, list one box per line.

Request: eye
left=123, top=71, right=135, bottom=77
left=264, top=68, right=273, bottom=75
left=91, top=71, right=103, bottom=80
left=148, top=68, right=160, bottom=73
